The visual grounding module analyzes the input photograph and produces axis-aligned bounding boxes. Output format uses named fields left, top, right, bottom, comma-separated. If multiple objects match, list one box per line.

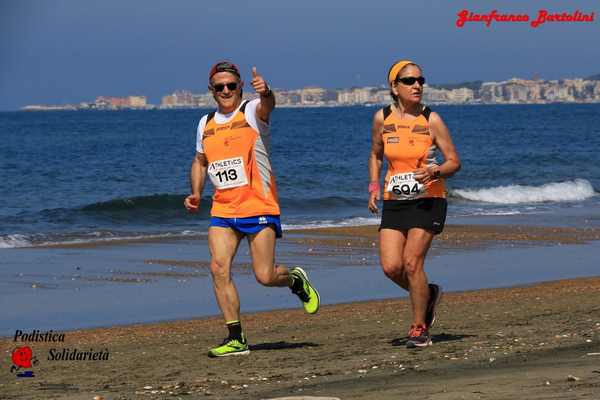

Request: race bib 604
left=386, top=172, right=424, bottom=199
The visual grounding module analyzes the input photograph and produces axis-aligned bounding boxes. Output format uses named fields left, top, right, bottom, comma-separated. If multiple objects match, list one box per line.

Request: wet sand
left=2, top=224, right=600, bottom=399
left=288, top=224, right=600, bottom=251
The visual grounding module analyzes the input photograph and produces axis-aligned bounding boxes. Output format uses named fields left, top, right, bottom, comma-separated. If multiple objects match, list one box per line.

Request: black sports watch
left=261, top=85, right=272, bottom=97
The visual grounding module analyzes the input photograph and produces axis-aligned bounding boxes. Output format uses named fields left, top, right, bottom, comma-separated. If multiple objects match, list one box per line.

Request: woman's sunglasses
left=212, top=82, right=238, bottom=92
left=396, top=76, right=426, bottom=86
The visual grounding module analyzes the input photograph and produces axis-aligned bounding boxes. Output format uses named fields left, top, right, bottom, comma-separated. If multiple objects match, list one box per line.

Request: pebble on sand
left=263, top=397, right=342, bottom=400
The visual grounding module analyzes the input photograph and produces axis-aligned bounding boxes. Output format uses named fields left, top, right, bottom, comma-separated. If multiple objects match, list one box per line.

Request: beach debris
left=587, top=352, right=600, bottom=356
left=357, top=369, right=367, bottom=374
left=93, top=396, right=104, bottom=400
left=545, top=381, right=551, bottom=386
left=263, top=397, right=341, bottom=400
left=143, top=385, right=152, bottom=390
left=567, top=375, right=581, bottom=382
left=489, top=357, right=496, bottom=363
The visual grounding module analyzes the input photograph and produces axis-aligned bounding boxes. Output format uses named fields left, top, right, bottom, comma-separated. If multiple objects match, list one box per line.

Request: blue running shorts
left=209, top=215, right=283, bottom=238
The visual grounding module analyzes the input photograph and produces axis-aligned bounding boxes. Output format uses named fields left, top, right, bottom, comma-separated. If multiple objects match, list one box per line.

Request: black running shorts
left=379, top=198, right=447, bottom=235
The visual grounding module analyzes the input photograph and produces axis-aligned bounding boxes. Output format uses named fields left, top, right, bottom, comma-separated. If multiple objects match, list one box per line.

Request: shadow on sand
left=390, top=332, right=475, bottom=347
left=250, top=341, right=319, bottom=351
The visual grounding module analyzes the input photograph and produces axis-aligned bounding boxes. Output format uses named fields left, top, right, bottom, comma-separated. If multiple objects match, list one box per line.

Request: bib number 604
left=392, top=182, right=421, bottom=196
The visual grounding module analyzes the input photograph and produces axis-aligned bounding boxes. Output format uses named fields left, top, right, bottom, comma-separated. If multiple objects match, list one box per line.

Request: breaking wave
left=451, top=179, right=596, bottom=204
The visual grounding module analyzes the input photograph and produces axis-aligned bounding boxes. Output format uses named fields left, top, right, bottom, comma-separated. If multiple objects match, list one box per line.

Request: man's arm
left=251, top=66, right=275, bottom=123
left=184, top=152, right=208, bottom=212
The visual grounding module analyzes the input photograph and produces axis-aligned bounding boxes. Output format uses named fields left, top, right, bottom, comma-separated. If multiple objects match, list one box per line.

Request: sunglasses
left=396, top=76, right=426, bottom=86
left=212, top=82, right=238, bottom=92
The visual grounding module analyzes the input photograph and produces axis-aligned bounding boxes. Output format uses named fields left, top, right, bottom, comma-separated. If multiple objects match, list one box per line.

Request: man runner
left=184, top=61, right=320, bottom=357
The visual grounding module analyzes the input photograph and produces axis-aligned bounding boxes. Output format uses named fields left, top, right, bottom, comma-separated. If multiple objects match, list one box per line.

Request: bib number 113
left=215, top=169, right=238, bottom=183
left=208, top=156, right=248, bottom=189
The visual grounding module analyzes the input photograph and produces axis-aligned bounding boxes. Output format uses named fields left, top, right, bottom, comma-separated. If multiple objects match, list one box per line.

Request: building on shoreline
left=21, top=76, right=600, bottom=111
left=93, top=96, right=149, bottom=109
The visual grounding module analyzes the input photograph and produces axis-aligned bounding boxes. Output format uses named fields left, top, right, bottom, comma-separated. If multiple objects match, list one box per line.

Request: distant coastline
left=20, top=74, right=600, bottom=111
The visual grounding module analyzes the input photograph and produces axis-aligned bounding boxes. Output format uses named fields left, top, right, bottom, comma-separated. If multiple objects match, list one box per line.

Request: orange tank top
left=381, top=105, right=445, bottom=200
left=202, top=101, right=280, bottom=217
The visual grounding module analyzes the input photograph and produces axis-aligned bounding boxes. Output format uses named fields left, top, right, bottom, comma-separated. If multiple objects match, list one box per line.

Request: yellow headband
left=388, top=60, right=415, bottom=85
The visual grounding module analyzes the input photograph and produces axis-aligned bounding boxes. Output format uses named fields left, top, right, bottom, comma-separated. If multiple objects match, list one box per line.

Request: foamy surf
left=452, top=179, right=596, bottom=204
left=283, top=216, right=380, bottom=231
left=0, top=234, right=31, bottom=249
left=0, top=231, right=207, bottom=249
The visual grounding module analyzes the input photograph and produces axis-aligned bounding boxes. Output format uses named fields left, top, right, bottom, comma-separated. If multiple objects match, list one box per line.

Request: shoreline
left=2, top=223, right=600, bottom=338
left=11, top=223, right=600, bottom=250
left=2, top=276, right=599, bottom=399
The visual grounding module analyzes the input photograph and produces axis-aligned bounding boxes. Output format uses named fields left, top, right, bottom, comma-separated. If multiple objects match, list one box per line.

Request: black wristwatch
left=433, top=169, right=441, bottom=178
left=261, top=85, right=272, bottom=97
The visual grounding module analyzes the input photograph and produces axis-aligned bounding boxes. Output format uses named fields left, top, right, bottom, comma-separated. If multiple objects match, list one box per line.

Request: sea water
left=1, top=103, right=599, bottom=247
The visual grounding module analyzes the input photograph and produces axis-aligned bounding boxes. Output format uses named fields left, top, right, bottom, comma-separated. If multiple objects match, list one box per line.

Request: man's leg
left=207, top=226, right=250, bottom=357
left=247, top=226, right=291, bottom=287
left=248, top=226, right=320, bottom=314
left=208, top=226, right=243, bottom=324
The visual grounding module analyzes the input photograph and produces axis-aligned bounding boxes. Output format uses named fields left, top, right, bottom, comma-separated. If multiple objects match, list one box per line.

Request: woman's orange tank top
left=381, top=105, right=445, bottom=200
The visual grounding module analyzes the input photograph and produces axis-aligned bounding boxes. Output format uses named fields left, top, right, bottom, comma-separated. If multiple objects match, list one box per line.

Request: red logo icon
left=10, top=346, right=38, bottom=377
left=12, top=346, right=33, bottom=368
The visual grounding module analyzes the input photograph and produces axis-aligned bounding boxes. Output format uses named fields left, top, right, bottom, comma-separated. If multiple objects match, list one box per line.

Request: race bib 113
left=208, top=157, right=248, bottom=189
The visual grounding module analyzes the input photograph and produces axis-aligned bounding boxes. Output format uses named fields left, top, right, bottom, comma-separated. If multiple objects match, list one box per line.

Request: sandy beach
left=1, top=223, right=600, bottom=399
left=1, top=277, right=599, bottom=399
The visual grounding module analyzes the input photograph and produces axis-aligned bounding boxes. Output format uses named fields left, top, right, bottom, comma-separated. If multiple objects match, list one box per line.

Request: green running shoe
left=290, top=266, right=320, bottom=314
left=207, top=337, right=249, bottom=358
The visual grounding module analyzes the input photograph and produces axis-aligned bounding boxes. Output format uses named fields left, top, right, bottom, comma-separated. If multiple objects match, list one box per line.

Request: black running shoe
left=406, top=324, right=432, bottom=349
left=425, top=283, right=442, bottom=328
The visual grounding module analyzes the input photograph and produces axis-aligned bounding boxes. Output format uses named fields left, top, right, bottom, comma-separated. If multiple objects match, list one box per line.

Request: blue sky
left=1, top=0, right=599, bottom=110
